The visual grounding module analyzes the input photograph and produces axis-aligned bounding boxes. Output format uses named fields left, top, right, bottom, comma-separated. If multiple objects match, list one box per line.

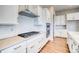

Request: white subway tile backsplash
left=0, top=15, right=46, bottom=39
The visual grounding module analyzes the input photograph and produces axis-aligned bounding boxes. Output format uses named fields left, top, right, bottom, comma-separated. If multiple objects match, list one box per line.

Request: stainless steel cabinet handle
left=14, top=45, right=21, bottom=50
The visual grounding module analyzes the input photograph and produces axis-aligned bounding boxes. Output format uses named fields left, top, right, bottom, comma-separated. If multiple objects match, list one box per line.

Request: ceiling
left=41, top=5, right=79, bottom=11
left=53, top=5, right=79, bottom=11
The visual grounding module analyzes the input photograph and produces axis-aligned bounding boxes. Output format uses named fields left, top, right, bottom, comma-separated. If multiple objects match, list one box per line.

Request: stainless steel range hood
left=19, top=9, right=39, bottom=18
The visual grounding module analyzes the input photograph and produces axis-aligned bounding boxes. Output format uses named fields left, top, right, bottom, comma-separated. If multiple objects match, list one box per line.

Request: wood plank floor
left=40, top=37, right=69, bottom=53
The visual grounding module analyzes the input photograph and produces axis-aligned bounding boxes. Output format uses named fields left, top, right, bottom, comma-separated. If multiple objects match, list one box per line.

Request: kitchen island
left=67, top=31, right=79, bottom=53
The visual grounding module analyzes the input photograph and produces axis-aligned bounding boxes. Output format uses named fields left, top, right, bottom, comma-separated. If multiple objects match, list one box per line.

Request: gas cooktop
left=18, top=31, right=39, bottom=38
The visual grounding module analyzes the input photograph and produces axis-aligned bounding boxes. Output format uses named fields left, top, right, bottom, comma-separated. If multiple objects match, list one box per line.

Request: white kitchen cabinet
left=67, top=34, right=78, bottom=53
left=46, top=8, right=51, bottom=22
left=34, top=6, right=43, bottom=25
left=67, top=35, right=73, bottom=52
left=1, top=41, right=26, bottom=53
left=54, top=16, right=61, bottom=25
left=43, top=8, right=51, bottom=23
left=18, top=5, right=36, bottom=13
left=26, top=41, right=36, bottom=53
left=27, top=5, right=35, bottom=14
left=54, top=30, right=67, bottom=38
left=0, top=6, right=18, bottom=25
left=42, top=8, right=47, bottom=23
left=26, top=33, right=47, bottom=53
left=54, top=15, right=67, bottom=38
left=18, top=5, right=24, bottom=12
left=46, top=7, right=55, bottom=23
left=26, top=35, right=43, bottom=53
left=26, top=39, right=39, bottom=53
left=28, top=5, right=42, bottom=16
left=0, top=33, right=48, bottom=53
left=18, top=5, right=43, bottom=25
left=54, top=15, right=66, bottom=25
left=67, top=12, right=79, bottom=20
left=37, top=34, right=47, bottom=51
left=54, top=30, right=61, bottom=37
left=33, top=5, right=40, bottom=15
left=18, top=5, right=26, bottom=12
left=67, top=32, right=79, bottom=53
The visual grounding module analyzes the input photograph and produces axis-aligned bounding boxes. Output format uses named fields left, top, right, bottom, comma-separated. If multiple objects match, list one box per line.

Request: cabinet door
left=60, top=30, right=67, bottom=38
left=67, top=12, right=79, bottom=20
left=54, top=30, right=61, bottom=37
left=67, top=13, right=74, bottom=20
left=54, top=16, right=61, bottom=25
left=1, top=41, right=26, bottom=53
left=74, top=13, right=79, bottom=20
left=33, top=5, right=38, bottom=15
left=45, top=8, right=51, bottom=23
left=13, top=41, right=26, bottom=53
left=18, top=5, right=26, bottom=12
left=34, top=6, right=43, bottom=25
left=67, top=35, right=75, bottom=53
left=67, top=36, right=72, bottom=52
left=26, top=34, right=45, bottom=53
left=1, top=47, right=15, bottom=53
left=0, top=6, right=18, bottom=24
left=54, top=15, right=66, bottom=25
left=28, top=5, right=34, bottom=13
left=26, top=40, right=39, bottom=53
left=42, top=8, right=47, bottom=22
left=60, top=15, right=66, bottom=25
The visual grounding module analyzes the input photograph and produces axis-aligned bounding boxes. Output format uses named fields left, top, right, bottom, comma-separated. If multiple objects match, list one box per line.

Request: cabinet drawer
left=26, top=35, right=44, bottom=53
left=26, top=41, right=39, bottom=53
left=1, top=41, right=26, bottom=53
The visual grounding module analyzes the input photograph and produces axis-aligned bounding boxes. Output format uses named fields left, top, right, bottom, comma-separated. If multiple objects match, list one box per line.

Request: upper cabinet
left=18, top=5, right=38, bottom=18
left=18, top=5, right=26, bottom=12
left=26, top=5, right=41, bottom=16
left=18, top=5, right=43, bottom=25
left=18, top=5, right=39, bottom=16
left=0, top=5, right=54, bottom=25
left=43, top=8, right=51, bottom=23
left=0, top=5, right=18, bottom=25
left=54, top=15, right=66, bottom=25
left=34, top=6, right=44, bottom=25
left=43, top=6, right=54, bottom=23
left=67, top=12, right=79, bottom=20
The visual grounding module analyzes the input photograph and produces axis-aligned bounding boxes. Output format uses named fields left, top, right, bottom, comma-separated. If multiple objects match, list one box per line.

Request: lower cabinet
left=1, top=41, right=26, bottom=53
left=54, top=30, right=67, bottom=38
left=1, top=34, right=48, bottom=53
left=26, top=40, right=39, bottom=53
left=67, top=33, right=79, bottom=53
left=26, top=34, right=48, bottom=53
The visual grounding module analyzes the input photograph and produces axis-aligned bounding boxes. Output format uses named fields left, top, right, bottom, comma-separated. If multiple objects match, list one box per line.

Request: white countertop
left=68, top=31, right=79, bottom=43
